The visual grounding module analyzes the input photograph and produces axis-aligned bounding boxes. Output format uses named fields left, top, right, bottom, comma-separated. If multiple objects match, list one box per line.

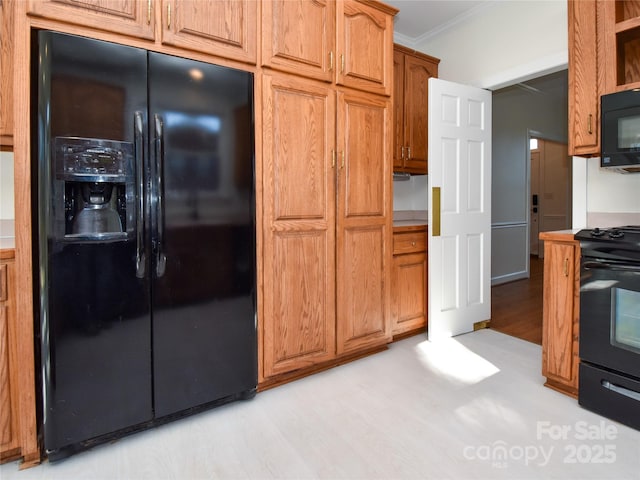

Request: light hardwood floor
left=2, top=330, right=638, bottom=479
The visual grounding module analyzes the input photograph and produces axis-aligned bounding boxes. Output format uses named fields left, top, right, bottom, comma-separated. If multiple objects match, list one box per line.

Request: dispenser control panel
left=55, top=137, right=133, bottom=182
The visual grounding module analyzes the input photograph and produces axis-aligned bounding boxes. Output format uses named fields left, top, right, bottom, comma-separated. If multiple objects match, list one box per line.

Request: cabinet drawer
left=393, top=232, right=426, bottom=254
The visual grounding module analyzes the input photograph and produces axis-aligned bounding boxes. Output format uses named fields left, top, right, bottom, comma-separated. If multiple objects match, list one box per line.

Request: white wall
left=393, top=175, right=429, bottom=211
left=0, top=152, right=14, bottom=220
left=413, top=0, right=568, bottom=90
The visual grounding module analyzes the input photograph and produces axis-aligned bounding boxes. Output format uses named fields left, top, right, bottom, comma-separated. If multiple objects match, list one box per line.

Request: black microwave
left=601, top=89, right=640, bottom=173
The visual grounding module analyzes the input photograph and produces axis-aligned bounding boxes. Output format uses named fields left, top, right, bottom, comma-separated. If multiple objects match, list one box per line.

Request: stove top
left=575, top=225, right=640, bottom=241
left=575, top=226, right=640, bottom=261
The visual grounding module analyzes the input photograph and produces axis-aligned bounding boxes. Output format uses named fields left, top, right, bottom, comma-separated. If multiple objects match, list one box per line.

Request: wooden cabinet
left=0, top=0, right=13, bottom=147
left=261, top=74, right=337, bottom=376
left=336, top=0, right=395, bottom=96
left=540, top=232, right=580, bottom=397
left=393, top=45, right=439, bottom=174
left=335, top=89, right=392, bottom=355
left=600, top=0, right=640, bottom=91
left=261, top=72, right=392, bottom=378
left=391, top=228, right=427, bottom=336
left=0, top=254, right=19, bottom=461
left=568, top=0, right=640, bottom=156
left=27, top=0, right=156, bottom=40
left=568, top=0, right=600, bottom=156
left=161, top=0, right=257, bottom=64
left=261, top=0, right=335, bottom=82
left=262, top=0, right=395, bottom=95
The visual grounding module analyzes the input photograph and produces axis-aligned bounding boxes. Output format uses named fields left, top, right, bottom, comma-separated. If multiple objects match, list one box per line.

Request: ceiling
left=384, top=0, right=492, bottom=43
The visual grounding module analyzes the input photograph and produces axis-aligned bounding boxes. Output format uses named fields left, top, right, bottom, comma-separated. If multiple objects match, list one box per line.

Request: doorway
left=529, top=136, right=572, bottom=258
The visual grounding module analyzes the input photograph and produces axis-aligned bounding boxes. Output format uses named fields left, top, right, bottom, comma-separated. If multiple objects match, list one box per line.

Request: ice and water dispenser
left=53, top=137, right=135, bottom=241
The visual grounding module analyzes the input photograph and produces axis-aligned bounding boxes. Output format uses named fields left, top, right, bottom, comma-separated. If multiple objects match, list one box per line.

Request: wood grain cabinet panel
left=27, top=0, right=155, bottom=40
left=568, top=0, right=599, bottom=156
left=0, top=0, right=13, bottom=147
left=391, top=228, right=427, bottom=336
left=161, top=0, right=257, bottom=64
left=336, top=90, right=392, bottom=355
left=541, top=237, right=580, bottom=397
left=0, top=259, right=20, bottom=463
left=261, top=73, right=336, bottom=377
left=393, top=45, right=439, bottom=174
left=336, top=0, right=395, bottom=96
left=261, top=0, right=335, bottom=82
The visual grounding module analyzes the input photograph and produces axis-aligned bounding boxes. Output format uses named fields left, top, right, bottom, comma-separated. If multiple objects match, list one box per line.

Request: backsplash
left=0, top=151, right=14, bottom=220
left=393, top=174, right=428, bottom=211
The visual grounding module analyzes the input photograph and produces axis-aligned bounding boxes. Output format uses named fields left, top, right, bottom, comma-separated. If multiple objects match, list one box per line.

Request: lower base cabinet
left=391, top=227, right=428, bottom=336
left=540, top=232, right=580, bottom=398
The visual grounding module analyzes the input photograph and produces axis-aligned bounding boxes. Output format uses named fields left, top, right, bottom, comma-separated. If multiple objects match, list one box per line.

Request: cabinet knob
left=411, top=241, right=416, bottom=246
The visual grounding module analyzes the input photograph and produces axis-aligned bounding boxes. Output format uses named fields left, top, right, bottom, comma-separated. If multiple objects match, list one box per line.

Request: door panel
left=261, top=0, right=335, bottom=82
left=262, top=74, right=336, bottom=377
left=428, top=78, right=492, bottom=341
left=161, top=0, right=257, bottom=64
left=336, top=90, right=391, bottom=354
left=148, top=53, right=256, bottom=417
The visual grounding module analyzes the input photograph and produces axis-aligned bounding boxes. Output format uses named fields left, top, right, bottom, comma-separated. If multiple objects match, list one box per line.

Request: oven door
left=579, top=255, right=640, bottom=379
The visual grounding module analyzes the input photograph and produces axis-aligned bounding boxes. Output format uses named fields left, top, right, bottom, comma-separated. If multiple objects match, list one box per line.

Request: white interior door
left=428, top=78, right=492, bottom=341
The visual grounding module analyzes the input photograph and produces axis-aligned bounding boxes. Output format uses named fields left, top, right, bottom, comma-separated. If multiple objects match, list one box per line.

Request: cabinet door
left=0, top=260, right=19, bottom=460
left=336, top=90, right=391, bottom=355
left=27, top=0, right=155, bottom=40
left=161, top=0, right=257, bottom=64
left=0, top=0, right=13, bottom=147
left=568, top=0, right=599, bottom=156
left=336, top=0, right=395, bottom=96
left=403, top=55, right=437, bottom=173
left=542, top=240, right=580, bottom=396
left=392, top=49, right=405, bottom=170
left=262, top=74, right=336, bottom=377
left=262, top=0, right=335, bottom=82
left=391, top=252, right=427, bottom=336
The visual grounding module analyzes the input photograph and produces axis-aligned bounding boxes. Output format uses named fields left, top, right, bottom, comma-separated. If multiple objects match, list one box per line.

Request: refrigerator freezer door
left=37, top=32, right=152, bottom=456
left=148, top=53, right=257, bottom=418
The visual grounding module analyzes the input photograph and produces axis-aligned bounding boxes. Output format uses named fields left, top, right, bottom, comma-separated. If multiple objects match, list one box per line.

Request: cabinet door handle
left=147, top=0, right=152, bottom=25
left=564, top=258, right=569, bottom=277
left=167, top=3, right=171, bottom=29
left=340, top=151, right=345, bottom=170
left=341, top=54, right=345, bottom=74
left=329, top=51, right=334, bottom=71
left=407, top=146, right=411, bottom=159
left=588, top=114, right=593, bottom=135
left=331, top=149, right=336, bottom=168
left=0, top=264, right=6, bottom=302
left=400, top=146, right=405, bottom=160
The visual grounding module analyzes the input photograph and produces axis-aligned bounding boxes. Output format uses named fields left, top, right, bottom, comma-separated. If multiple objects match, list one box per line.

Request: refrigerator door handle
left=154, top=113, right=167, bottom=277
left=134, top=111, right=146, bottom=278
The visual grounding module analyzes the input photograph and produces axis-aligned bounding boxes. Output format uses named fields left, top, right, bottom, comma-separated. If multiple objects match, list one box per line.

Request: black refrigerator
left=34, top=31, right=257, bottom=460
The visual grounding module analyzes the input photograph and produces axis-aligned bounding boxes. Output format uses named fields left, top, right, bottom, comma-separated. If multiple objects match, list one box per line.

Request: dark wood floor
left=490, top=256, right=543, bottom=345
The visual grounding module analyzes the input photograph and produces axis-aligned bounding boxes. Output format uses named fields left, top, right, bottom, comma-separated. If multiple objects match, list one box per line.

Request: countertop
left=393, top=210, right=427, bottom=229
left=539, top=229, right=581, bottom=243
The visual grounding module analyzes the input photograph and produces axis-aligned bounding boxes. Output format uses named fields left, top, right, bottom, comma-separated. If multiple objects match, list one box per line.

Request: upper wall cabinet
left=393, top=45, right=439, bottom=174
left=336, top=0, right=395, bottom=96
left=161, top=0, right=257, bottom=64
left=568, top=0, right=640, bottom=156
left=568, top=0, right=600, bottom=156
left=1, top=0, right=14, bottom=147
left=599, top=0, right=640, bottom=91
left=261, top=0, right=335, bottom=82
left=27, top=0, right=156, bottom=40
left=262, top=0, right=395, bottom=95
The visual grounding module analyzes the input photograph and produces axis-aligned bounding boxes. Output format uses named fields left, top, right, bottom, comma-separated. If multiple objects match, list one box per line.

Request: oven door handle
left=601, top=380, right=640, bottom=402
left=583, top=260, right=640, bottom=272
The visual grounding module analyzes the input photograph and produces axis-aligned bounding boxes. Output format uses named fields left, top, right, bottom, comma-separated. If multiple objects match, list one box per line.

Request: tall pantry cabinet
left=260, top=0, right=396, bottom=381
